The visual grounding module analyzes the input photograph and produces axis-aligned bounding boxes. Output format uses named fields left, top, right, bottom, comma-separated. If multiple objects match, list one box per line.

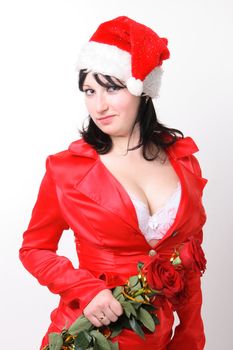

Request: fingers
left=93, top=314, right=106, bottom=327
left=110, top=298, right=123, bottom=317
left=85, top=306, right=119, bottom=327
left=83, top=289, right=123, bottom=327
left=100, top=307, right=118, bottom=325
left=96, top=312, right=111, bottom=326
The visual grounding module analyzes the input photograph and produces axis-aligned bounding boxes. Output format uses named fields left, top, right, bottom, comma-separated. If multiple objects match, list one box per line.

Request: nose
left=96, top=92, right=108, bottom=114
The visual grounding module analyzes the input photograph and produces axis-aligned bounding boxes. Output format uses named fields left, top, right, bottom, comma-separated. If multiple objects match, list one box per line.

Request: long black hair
left=78, top=70, right=183, bottom=160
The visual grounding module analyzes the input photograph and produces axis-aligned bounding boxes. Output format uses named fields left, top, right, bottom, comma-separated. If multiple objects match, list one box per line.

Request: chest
left=99, top=152, right=180, bottom=216
left=53, top=149, right=207, bottom=253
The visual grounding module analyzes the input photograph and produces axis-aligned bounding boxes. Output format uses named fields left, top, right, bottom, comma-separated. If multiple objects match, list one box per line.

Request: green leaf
left=128, top=316, right=145, bottom=339
left=128, top=276, right=139, bottom=287
left=108, top=319, right=124, bottom=338
left=151, top=313, right=160, bottom=325
left=120, top=316, right=131, bottom=329
left=68, top=315, right=93, bottom=336
left=142, top=303, right=155, bottom=312
left=128, top=301, right=142, bottom=310
left=90, top=330, right=111, bottom=350
left=117, top=294, right=125, bottom=303
left=121, top=301, right=137, bottom=318
left=112, top=286, right=123, bottom=298
left=74, top=330, right=92, bottom=349
left=48, top=332, right=63, bottom=350
left=74, top=346, right=86, bottom=350
left=137, top=262, right=144, bottom=271
left=93, top=337, right=99, bottom=350
left=172, top=256, right=182, bottom=265
left=133, top=295, right=144, bottom=302
left=137, top=307, right=155, bottom=332
left=109, top=341, right=119, bottom=350
left=109, top=328, right=122, bottom=338
left=131, top=281, right=143, bottom=292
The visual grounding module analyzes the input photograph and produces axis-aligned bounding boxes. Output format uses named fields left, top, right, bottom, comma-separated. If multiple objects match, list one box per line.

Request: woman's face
left=83, top=73, right=141, bottom=138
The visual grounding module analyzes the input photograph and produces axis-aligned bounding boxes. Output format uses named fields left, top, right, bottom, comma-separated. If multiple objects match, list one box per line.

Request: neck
left=110, top=125, right=141, bottom=156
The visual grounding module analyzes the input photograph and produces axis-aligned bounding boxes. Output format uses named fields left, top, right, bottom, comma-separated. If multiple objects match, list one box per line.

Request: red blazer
left=19, top=136, right=207, bottom=350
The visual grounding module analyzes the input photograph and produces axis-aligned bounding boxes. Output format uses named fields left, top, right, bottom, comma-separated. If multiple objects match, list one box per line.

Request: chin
left=98, top=126, right=118, bottom=135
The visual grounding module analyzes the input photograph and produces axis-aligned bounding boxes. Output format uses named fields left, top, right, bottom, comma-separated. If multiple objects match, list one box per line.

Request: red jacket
left=19, top=136, right=207, bottom=350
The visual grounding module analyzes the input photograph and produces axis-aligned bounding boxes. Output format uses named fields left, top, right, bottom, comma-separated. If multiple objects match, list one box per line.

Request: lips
left=97, top=115, right=115, bottom=120
left=96, top=115, right=115, bottom=125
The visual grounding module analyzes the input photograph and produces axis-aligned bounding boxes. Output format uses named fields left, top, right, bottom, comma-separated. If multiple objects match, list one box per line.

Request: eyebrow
left=83, top=84, right=92, bottom=88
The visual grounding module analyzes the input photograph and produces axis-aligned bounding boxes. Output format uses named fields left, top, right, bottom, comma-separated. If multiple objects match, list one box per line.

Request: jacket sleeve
left=168, top=154, right=207, bottom=350
left=19, top=157, right=107, bottom=311
left=167, top=269, right=205, bottom=350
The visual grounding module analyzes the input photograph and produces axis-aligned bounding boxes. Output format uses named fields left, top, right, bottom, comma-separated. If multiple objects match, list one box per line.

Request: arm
left=168, top=155, right=207, bottom=349
left=19, top=157, right=107, bottom=311
left=167, top=270, right=205, bottom=350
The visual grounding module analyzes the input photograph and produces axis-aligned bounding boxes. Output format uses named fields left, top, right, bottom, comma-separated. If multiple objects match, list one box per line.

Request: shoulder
left=45, top=138, right=98, bottom=182
left=47, top=138, right=97, bottom=163
left=166, top=136, right=199, bottom=159
left=167, top=136, right=205, bottom=178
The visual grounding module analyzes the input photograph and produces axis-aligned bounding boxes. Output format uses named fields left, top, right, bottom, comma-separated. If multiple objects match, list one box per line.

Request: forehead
left=83, top=72, right=123, bottom=86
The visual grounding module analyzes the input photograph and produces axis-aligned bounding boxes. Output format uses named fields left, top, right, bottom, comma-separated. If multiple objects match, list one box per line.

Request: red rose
left=144, top=256, right=185, bottom=299
left=179, top=237, right=207, bottom=275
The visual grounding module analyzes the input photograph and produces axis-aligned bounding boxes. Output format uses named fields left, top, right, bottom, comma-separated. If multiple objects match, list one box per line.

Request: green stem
left=133, top=288, right=145, bottom=297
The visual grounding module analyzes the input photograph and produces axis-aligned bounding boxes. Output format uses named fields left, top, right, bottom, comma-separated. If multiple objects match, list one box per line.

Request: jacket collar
left=166, top=136, right=199, bottom=159
left=68, top=136, right=201, bottom=250
left=68, top=138, right=98, bottom=159
left=68, top=136, right=199, bottom=160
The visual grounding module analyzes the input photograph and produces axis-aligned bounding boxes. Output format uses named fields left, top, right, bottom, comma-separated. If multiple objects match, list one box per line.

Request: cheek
left=117, top=99, right=140, bottom=122
left=84, top=99, right=93, bottom=115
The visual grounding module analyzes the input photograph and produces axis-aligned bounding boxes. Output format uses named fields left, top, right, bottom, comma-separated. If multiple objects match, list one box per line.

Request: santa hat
left=76, top=16, right=170, bottom=98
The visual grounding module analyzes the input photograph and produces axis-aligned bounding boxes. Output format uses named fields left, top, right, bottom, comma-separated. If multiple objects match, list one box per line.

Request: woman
left=19, top=16, right=207, bottom=350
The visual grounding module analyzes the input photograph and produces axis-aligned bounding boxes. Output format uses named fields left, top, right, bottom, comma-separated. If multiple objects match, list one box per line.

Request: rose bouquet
left=43, top=237, right=206, bottom=350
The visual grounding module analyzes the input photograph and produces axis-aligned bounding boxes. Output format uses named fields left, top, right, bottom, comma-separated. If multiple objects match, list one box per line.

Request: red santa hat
left=76, top=16, right=170, bottom=98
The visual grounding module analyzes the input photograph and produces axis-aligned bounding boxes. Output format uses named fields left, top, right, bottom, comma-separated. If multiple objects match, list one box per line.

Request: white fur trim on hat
left=76, top=41, right=131, bottom=82
left=76, top=41, right=164, bottom=98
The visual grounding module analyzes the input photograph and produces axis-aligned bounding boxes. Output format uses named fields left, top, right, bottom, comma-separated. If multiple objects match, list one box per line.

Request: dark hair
left=78, top=69, right=183, bottom=160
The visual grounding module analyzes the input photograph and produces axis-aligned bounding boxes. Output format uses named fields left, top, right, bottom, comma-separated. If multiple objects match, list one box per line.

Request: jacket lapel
left=69, top=139, right=140, bottom=233
left=154, top=137, right=207, bottom=248
left=69, top=137, right=207, bottom=248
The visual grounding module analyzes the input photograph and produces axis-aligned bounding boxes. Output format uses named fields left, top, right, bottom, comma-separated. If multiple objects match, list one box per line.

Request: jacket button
left=148, top=249, right=157, bottom=257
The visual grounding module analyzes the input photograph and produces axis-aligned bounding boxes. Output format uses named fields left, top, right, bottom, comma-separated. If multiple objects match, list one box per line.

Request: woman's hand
left=83, top=289, right=123, bottom=327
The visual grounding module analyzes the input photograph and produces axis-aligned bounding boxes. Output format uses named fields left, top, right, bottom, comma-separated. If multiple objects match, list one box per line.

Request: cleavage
left=128, top=182, right=181, bottom=217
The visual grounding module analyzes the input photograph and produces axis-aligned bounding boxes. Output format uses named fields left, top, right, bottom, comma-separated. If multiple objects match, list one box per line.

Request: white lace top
left=129, top=182, right=181, bottom=242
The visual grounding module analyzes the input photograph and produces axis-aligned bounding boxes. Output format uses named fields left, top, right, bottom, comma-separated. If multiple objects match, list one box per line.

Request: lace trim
left=129, top=182, right=181, bottom=241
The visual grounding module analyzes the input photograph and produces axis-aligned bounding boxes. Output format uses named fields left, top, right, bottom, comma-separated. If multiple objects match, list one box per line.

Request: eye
left=83, top=88, right=95, bottom=96
left=106, top=86, right=121, bottom=93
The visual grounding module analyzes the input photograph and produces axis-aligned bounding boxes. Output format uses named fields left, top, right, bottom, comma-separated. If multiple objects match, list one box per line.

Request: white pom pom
left=126, top=77, right=143, bottom=96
